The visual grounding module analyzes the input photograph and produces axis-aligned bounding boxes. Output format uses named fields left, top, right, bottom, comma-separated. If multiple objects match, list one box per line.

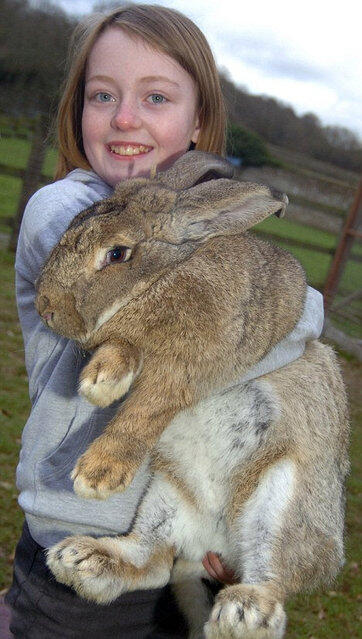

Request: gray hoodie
left=15, top=169, right=324, bottom=548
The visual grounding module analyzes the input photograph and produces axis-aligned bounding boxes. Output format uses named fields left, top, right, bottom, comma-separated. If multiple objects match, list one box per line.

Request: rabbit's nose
left=42, top=311, right=54, bottom=324
left=37, top=295, right=54, bottom=325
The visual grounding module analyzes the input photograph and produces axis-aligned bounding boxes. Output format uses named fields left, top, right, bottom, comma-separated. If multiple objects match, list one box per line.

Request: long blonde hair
left=55, top=4, right=226, bottom=180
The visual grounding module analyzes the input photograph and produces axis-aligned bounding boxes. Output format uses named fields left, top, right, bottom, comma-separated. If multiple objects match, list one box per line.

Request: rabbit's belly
left=148, top=378, right=279, bottom=564
left=156, top=378, right=279, bottom=511
left=141, top=466, right=232, bottom=562
left=173, top=497, right=231, bottom=562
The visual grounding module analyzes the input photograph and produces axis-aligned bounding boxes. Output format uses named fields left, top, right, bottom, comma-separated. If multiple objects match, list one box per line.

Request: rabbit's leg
left=72, top=368, right=183, bottom=498
left=79, top=340, right=142, bottom=407
left=46, top=532, right=174, bottom=604
left=205, top=458, right=296, bottom=639
left=171, top=559, right=216, bottom=639
left=47, top=472, right=182, bottom=603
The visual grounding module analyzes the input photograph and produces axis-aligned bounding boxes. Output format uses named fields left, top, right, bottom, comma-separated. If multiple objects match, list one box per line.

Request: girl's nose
left=111, top=98, right=141, bottom=130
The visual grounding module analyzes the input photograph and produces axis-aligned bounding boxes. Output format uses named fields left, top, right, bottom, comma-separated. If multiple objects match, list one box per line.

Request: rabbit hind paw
left=204, top=584, right=286, bottom=639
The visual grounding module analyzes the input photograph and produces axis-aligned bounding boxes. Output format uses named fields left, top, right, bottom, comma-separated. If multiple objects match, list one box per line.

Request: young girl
left=5, top=4, right=324, bottom=638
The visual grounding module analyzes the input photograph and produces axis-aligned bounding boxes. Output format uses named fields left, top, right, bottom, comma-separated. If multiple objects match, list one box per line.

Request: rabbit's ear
left=161, top=178, right=288, bottom=244
left=156, top=151, right=234, bottom=190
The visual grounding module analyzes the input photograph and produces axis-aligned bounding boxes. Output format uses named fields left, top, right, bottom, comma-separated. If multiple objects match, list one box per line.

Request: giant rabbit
left=36, top=152, right=349, bottom=638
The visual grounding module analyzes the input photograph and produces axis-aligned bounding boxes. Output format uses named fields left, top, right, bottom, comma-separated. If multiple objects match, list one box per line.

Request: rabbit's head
left=36, top=151, right=288, bottom=346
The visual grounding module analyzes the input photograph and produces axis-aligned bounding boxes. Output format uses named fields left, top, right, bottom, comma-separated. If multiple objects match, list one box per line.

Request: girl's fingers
left=204, top=551, right=237, bottom=584
left=202, top=554, right=219, bottom=581
left=202, top=554, right=219, bottom=580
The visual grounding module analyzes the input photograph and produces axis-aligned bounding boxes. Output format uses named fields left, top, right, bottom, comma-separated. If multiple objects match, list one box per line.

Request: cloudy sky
left=45, top=0, right=362, bottom=140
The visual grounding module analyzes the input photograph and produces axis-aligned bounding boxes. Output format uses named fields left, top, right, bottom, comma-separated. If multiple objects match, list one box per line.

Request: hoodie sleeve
left=241, top=286, right=324, bottom=383
left=14, top=175, right=112, bottom=403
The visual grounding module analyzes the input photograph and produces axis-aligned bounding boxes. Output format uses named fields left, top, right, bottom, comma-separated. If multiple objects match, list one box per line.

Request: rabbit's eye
left=106, top=246, right=132, bottom=265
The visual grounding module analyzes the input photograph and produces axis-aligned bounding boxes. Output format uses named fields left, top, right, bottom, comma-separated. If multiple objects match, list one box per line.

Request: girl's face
left=82, top=27, right=201, bottom=186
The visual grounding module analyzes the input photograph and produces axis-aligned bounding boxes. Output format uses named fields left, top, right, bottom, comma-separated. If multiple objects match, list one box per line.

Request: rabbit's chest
left=155, top=378, right=278, bottom=513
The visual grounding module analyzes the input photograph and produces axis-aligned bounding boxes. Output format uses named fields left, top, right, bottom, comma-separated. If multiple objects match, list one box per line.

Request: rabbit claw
left=71, top=436, right=146, bottom=499
left=71, top=455, right=138, bottom=499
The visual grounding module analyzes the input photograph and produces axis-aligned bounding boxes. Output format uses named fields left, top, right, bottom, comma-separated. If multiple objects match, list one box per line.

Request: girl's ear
left=191, top=112, right=201, bottom=144
left=159, top=178, right=288, bottom=244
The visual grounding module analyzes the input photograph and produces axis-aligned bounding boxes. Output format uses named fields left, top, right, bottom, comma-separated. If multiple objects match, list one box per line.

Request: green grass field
left=0, top=136, right=57, bottom=174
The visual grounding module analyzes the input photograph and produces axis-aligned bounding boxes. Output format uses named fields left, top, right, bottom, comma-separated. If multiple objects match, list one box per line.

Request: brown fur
left=227, top=443, right=291, bottom=523
left=260, top=342, right=349, bottom=594
left=151, top=451, right=198, bottom=508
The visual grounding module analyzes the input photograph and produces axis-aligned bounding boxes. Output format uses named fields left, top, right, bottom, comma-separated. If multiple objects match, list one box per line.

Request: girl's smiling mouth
left=107, top=142, right=153, bottom=157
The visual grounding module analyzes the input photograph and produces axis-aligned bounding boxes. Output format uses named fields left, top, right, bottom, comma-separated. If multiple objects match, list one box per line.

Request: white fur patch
left=171, top=560, right=213, bottom=637
left=93, top=299, right=125, bottom=332
left=232, top=458, right=296, bottom=583
left=115, top=535, right=152, bottom=568
left=131, top=380, right=280, bottom=572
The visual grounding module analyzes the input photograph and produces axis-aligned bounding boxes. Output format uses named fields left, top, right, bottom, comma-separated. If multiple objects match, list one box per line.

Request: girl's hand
left=202, top=551, right=237, bottom=584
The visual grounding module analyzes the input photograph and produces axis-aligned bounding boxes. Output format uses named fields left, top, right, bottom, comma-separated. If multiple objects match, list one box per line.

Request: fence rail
left=0, top=162, right=49, bottom=183
left=254, top=230, right=362, bottom=263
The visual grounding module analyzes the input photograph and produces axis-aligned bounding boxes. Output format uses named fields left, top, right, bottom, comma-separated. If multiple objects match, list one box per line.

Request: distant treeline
left=0, top=0, right=74, bottom=123
left=1, top=0, right=361, bottom=173
left=221, top=76, right=362, bottom=174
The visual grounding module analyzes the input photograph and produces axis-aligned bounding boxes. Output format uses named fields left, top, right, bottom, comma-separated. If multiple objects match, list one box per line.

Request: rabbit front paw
left=79, top=342, right=142, bottom=407
left=71, top=435, right=147, bottom=499
left=46, top=535, right=128, bottom=603
left=204, top=584, right=286, bottom=639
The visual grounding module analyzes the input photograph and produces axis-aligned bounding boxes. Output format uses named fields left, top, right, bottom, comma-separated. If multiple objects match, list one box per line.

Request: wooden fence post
left=8, top=114, right=48, bottom=252
left=323, top=179, right=362, bottom=311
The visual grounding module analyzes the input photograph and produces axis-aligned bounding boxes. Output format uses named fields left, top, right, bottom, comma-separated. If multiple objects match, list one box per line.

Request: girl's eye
left=105, top=246, right=132, bottom=265
left=147, top=94, right=167, bottom=105
left=95, top=92, right=114, bottom=103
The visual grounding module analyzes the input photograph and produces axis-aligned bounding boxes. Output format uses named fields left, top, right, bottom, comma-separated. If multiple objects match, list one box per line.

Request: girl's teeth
left=110, top=145, right=151, bottom=156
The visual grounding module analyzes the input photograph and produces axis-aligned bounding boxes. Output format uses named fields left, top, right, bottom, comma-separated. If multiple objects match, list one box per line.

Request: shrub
left=226, top=123, right=278, bottom=167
